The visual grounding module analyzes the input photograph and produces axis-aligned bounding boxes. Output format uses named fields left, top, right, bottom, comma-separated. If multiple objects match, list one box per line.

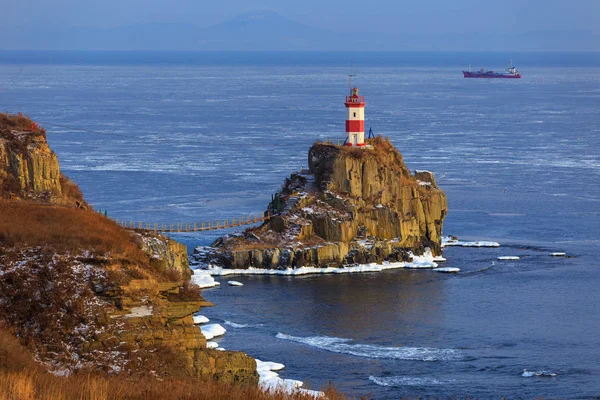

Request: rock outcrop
left=0, top=114, right=258, bottom=384
left=0, top=113, right=84, bottom=205
left=201, top=137, right=447, bottom=269
left=0, top=129, right=62, bottom=197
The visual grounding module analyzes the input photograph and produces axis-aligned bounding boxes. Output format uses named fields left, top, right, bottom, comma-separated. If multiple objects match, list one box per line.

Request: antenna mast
left=348, top=74, right=356, bottom=94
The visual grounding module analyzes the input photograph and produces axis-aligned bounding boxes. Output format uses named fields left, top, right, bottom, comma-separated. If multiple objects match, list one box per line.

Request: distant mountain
left=1, top=11, right=598, bottom=52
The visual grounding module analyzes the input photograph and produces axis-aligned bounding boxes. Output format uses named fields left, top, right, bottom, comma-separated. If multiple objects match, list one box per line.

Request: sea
left=1, top=51, right=599, bottom=399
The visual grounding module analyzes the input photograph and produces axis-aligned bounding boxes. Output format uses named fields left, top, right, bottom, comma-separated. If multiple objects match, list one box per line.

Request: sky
left=3, top=0, right=598, bottom=35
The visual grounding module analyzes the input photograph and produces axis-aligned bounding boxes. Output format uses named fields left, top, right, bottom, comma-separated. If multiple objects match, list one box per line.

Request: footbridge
left=116, top=212, right=272, bottom=233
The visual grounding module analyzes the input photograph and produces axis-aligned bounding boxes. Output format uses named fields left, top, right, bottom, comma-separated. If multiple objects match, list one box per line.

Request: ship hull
left=463, top=71, right=522, bottom=79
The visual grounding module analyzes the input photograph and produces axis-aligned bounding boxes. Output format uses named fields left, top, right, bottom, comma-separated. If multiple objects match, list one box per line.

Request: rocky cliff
left=0, top=114, right=258, bottom=384
left=202, top=137, right=447, bottom=269
left=0, top=113, right=83, bottom=205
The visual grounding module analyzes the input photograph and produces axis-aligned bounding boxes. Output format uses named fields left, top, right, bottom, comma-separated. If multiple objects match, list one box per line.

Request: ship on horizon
left=463, top=60, right=522, bottom=79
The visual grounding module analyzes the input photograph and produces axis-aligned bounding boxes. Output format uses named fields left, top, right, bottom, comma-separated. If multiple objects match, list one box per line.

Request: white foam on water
left=522, top=369, right=557, bottom=378
left=200, top=324, right=226, bottom=340
left=368, top=375, right=449, bottom=387
left=497, top=256, right=520, bottom=260
left=224, top=320, right=249, bottom=328
left=276, top=333, right=460, bottom=361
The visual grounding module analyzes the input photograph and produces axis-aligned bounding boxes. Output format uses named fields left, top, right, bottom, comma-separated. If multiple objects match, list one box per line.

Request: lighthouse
left=344, top=85, right=366, bottom=147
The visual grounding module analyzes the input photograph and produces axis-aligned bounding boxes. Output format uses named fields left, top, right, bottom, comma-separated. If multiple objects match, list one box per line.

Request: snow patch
left=123, top=305, right=153, bottom=318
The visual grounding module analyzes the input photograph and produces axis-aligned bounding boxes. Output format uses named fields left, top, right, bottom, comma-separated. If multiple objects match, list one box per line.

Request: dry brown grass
left=59, top=175, right=86, bottom=205
left=0, top=112, right=44, bottom=134
left=0, top=330, right=351, bottom=400
left=0, top=200, right=148, bottom=262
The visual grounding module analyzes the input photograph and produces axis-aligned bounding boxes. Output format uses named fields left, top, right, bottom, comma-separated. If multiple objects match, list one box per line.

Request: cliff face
left=0, top=114, right=85, bottom=205
left=0, top=130, right=62, bottom=198
left=0, top=238, right=257, bottom=384
left=203, top=137, right=447, bottom=269
left=0, top=114, right=257, bottom=384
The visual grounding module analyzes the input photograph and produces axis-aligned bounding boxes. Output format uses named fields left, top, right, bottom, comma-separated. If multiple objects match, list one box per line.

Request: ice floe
left=369, top=375, right=449, bottom=387
left=228, top=280, right=244, bottom=286
left=551, top=252, right=566, bottom=257
left=191, top=269, right=220, bottom=288
left=435, top=267, right=460, bottom=273
left=522, top=369, right=557, bottom=377
left=200, top=324, right=226, bottom=340
left=276, top=333, right=461, bottom=361
left=442, top=236, right=500, bottom=248
left=256, top=359, right=324, bottom=397
left=193, top=315, right=210, bottom=324
left=206, top=341, right=219, bottom=349
left=497, top=256, right=520, bottom=260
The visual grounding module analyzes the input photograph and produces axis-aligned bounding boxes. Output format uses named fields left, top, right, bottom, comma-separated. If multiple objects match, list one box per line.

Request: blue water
left=1, top=51, right=599, bottom=399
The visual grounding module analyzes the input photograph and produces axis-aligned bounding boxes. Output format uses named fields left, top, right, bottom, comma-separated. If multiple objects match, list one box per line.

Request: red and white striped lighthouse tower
left=344, top=81, right=366, bottom=147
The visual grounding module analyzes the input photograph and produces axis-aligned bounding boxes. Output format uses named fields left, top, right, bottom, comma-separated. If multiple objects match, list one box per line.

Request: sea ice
left=497, top=256, right=520, bottom=260
left=551, top=252, right=566, bottom=257
left=256, top=359, right=324, bottom=397
left=435, top=267, right=460, bottom=273
left=202, top=249, right=438, bottom=276
left=200, top=324, right=226, bottom=340
left=228, top=280, right=244, bottom=286
left=193, top=315, right=209, bottom=324
left=191, top=269, right=220, bottom=288
left=206, top=341, right=218, bottom=349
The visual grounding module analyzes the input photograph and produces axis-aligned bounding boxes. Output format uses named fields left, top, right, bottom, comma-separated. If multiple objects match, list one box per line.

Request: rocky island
left=196, top=137, right=447, bottom=270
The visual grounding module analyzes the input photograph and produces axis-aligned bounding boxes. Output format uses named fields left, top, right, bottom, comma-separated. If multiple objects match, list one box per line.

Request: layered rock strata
left=201, top=137, right=447, bottom=269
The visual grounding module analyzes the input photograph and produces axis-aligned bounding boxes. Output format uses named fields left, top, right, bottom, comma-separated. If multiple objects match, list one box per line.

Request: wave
left=522, top=369, right=557, bottom=378
left=224, top=320, right=249, bottom=328
left=369, top=375, right=451, bottom=387
left=276, top=333, right=461, bottom=361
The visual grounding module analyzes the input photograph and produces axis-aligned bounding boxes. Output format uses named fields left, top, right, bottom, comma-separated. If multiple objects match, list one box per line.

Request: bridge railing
left=116, top=212, right=272, bottom=233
